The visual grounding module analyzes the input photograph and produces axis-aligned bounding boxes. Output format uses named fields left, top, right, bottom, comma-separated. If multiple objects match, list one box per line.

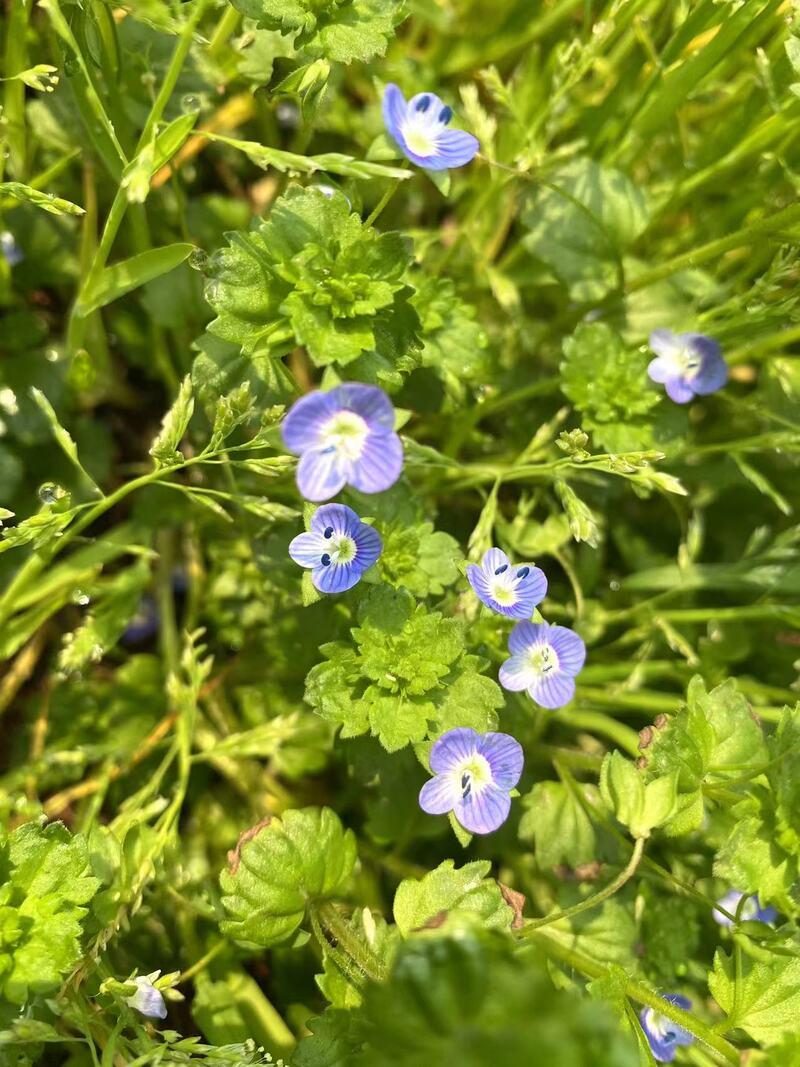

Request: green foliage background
left=0, top=0, right=799, bottom=1064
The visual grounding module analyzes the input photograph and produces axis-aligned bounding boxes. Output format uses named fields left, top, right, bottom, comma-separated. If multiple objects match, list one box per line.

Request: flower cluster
left=467, top=547, right=585, bottom=710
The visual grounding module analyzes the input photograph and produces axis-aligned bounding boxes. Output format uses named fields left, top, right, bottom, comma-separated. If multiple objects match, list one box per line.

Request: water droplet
left=189, top=247, right=208, bottom=271
left=38, top=482, right=60, bottom=505
left=609, top=579, right=621, bottom=592
left=90, top=644, right=104, bottom=662
left=276, top=101, right=299, bottom=128
left=181, top=93, right=202, bottom=114
left=71, top=589, right=90, bottom=606
left=44, top=347, right=62, bottom=363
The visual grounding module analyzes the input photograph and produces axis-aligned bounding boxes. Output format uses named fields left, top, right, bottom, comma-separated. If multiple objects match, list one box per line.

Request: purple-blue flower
left=466, top=547, right=547, bottom=619
left=127, top=974, right=167, bottom=1019
left=647, top=330, right=728, bottom=404
left=122, top=595, right=159, bottom=644
left=289, top=503, right=381, bottom=594
left=639, top=995, right=694, bottom=1063
left=1, top=231, right=23, bottom=267
left=712, top=889, right=777, bottom=927
left=499, top=621, right=585, bottom=709
left=282, top=383, right=403, bottom=503
left=419, top=727, right=523, bottom=835
left=382, top=84, right=479, bottom=172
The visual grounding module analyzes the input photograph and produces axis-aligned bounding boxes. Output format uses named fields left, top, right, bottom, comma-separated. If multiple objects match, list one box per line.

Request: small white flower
left=126, top=973, right=167, bottom=1019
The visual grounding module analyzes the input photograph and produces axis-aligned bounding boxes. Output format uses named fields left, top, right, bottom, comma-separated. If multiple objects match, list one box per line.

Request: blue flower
left=126, top=974, right=167, bottom=1019
left=382, top=84, right=479, bottom=171
left=122, top=595, right=159, bottom=644
left=1, top=231, right=23, bottom=267
left=282, top=383, right=403, bottom=502
left=466, top=547, right=547, bottom=619
left=712, top=889, right=777, bottom=927
left=639, top=995, right=694, bottom=1063
left=647, top=330, right=728, bottom=404
left=419, top=727, right=523, bottom=835
left=499, top=621, right=585, bottom=709
left=289, top=503, right=381, bottom=594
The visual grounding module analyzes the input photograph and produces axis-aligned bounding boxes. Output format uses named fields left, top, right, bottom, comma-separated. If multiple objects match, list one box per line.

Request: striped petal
left=529, top=673, right=575, bottom=709
left=353, top=523, right=382, bottom=570
left=548, top=625, right=586, bottom=674
left=282, top=391, right=338, bottom=453
left=310, top=503, right=360, bottom=537
left=498, top=652, right=536, bottom=692
left=296, top=447, right=347, bottom=502
left=335, top=382, right=396, bottom=434
left=455, top=782, right=511, bottom=835
left=312, top=561, right=361, bottom=594
left=430, top=128, right=479, bottom=169
left=419, top=773, right=459, bottom=816
left=429, top=727, right=479, bottom=773
left=348, top=431, right=403, bottom=494
left=288, top=530, right=327, bottom=569
left=508, top=620, right=540, bottom=655
left=478, top=732, right=523, bottom=790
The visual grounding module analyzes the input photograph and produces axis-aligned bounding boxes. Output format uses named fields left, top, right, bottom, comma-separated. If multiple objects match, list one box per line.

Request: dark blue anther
left=494, top=564, right=508, bottom=575
left=321, top=553, right=331, bottom=566
left=517, top=566, right=530, bottom=579
left=439, top=105, right=453, bottom=124
left=415, top=94, right=431, bottom=112
left=461, top=772, right=472, bottom=799
left=324, top=526, right=334, bottom=539
left=321, top=445, right=336, bottom=454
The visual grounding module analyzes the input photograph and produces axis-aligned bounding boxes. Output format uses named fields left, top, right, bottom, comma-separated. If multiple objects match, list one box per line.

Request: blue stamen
left=439, top=105, right=452, bottom=124
left=461, top=772, right=472, bottom=799
left=324, top=526, right=334, bottom=539
left=321, top=445, right=336, bottom=454
left=415, top=94, right=431, bottom=112
left=321, top=553, right=331, bottom=566
left=494, top=564, right=508, bottom=575
left=517, top=566, right=530, bottom=579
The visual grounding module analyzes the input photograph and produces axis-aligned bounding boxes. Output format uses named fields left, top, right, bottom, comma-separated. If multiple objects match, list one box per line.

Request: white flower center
left=666, top=344, right=702, bottom=381
left=528, top=643, right=559, bottom=678
left=321, top=410, right=369, bottom=461
left=403, top=121, right=439, bottom=157
left=453, top=753, right=492, bottom=799
left=320, top=528, right=356, bottom=567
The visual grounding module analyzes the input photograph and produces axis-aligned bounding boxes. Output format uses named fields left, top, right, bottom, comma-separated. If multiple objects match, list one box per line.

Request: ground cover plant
left=1, top=0, right=800, bottom=1063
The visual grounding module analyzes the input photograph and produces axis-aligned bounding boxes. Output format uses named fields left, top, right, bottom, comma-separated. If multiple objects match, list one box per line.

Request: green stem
left=555, top=709, right=641, bottom=757
left=519, top=837, right=645, bottom=935
left=207, top=4, right=241, bottom=57
left=365, top=174, right=405, bottom=227
left=527, top=928, right=740, bottom=1065
left=626, top=201, right=800, bottom=293
left=316, top=902, right=386, bottom=983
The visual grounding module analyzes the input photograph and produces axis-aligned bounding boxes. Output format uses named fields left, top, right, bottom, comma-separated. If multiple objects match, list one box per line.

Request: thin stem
left=527, top=927, right=740, bottom=1065
left=519, top=837, right=645, bottom=934
left=365, top=173, right=406, bottom=227
left=179, top=940, right=227, bottom=983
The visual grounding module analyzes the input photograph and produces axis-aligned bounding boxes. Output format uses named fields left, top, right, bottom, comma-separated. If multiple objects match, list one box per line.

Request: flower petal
left=353, top=523, right=382, bottom=570
left=508, top=620, right=540, bottom=655
left=348, top=431, right=403, bottom=494
left=282, top=391, right=339, bottom=453
left=455, top=782, right=511, bottom=835
left=419, top=773, right=459, bottom=816
left=311, top=502, right=360, bottom=537
left=383, top=83, right=409, bottom=147
left=296, top=447, right=347, bottom=502
left=547, top=625, right=586, bottom=675
left=478, top=732, right=523, bottom=790
left=649, top=329, right=679, bottom=359
left=430, top=128, right=479, bottom=169
left=289, top=530, right=327, bottom=569
left=647, top=357, right=673, bottom=385
left=692, top=354, right=728, bottom=395
left=429, top=727, right=479, bottom=773
left=528, top=673, right=576, bottom=709
left=312, top=561, right=361, bottom=594
left=664, top=377, right=695, bottom=404
left=499, top=652, right=536, bottom=692
left=481, top=547, right=509, bottom=575
left=334, top=382, right=396, bottom=434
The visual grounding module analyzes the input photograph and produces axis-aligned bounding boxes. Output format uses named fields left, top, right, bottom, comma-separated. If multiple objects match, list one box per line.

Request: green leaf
left=519, top=781, right=597, bottom=869
left=58, top=561, right=151, bottom=673
left=204, top=186, right=419, bottom=372
left=78, top=243, right=195, bottom=317
left=713, top=805, right=797, bottom=912
left=560, top=322, right=660, bottom=451
left=316, top=909, right=399, bottom=1008
left=231, top=0, right=405, bottom=63
left=0, top=181, right=84, bottom=216
left=0, top=821, right=100, bottom=1004
left=203, top=133, right=412, bottom=182
left=522, top=158, right=648, bottom=301
left=600, top=751, right=678, bottom=839
left=29, top=387, right=101, bottom=495
left=304, top=586, right=500, bottom=751
left=219, top=807, right=357, bottom=947
left=393, top=860, right=513, bottom=937
left=410, top=277, right=489, bottom=406
left=709, top=947, right=800, bottom=1046
left=149, top=375, right=194, bottom=468
left=352, top=935, right=640, bottom=1065
left=380, top=521, right=463, bottom=597
left=642, top=676, right=769, bottom=834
